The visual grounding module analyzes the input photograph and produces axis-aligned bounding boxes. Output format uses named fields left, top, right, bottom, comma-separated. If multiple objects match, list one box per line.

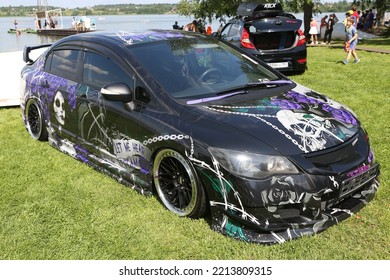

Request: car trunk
left=248, top=17, right=302, bottom=51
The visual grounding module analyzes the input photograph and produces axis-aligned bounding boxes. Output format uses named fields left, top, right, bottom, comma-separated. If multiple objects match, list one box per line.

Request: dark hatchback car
left=21, top=30, right=379, bottom=244
left=218, top=3, right=307, bottom=74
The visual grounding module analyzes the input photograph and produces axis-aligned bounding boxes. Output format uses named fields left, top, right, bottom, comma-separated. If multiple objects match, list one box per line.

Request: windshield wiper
left=186, top=79, right=292, bottom=105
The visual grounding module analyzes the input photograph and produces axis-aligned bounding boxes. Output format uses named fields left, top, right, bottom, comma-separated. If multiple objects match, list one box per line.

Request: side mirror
left=101, top=83, right=133, bottom=103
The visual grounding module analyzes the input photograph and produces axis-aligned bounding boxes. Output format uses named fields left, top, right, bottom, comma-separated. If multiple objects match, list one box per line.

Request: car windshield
left=129, top=35, right=283, bottom=99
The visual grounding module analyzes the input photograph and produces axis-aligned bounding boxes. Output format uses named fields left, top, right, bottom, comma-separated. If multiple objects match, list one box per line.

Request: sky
left=1, top=1, right=180, bottom=8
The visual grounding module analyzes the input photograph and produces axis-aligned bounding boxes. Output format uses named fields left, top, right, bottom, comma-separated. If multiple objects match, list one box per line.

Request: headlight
left=208, top=147, right=299, bottom=179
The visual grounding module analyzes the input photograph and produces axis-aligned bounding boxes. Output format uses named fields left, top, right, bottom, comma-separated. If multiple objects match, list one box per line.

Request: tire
left=153, top=149, right=207, bottom=218
left=25, top=98, right=48, bottom=141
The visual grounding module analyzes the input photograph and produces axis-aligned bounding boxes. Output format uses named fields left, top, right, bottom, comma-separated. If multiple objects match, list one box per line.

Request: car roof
left=51, top=29, right=205, bottom=50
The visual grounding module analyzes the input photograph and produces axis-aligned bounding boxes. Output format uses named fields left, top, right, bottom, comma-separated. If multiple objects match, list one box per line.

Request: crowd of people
left=309, top=5, right=381, bottom=65
left=172, top=19, right=215, bottom=35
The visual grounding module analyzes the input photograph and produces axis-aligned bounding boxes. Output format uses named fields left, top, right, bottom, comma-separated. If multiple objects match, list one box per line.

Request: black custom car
left=20, top=30, right=379, bottom=244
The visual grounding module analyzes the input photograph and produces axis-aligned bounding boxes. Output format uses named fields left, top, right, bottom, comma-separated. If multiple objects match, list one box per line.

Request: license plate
left=267, top=62, right=288, bottom=69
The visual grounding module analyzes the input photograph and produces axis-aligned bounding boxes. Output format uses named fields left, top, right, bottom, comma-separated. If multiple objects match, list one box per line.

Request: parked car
left=218, top=2, right=307, bottom=74
left=21, top=30, right=379, bottom=244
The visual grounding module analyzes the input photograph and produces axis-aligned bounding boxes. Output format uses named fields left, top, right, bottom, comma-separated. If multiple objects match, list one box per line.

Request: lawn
left=358, top=37, right=390, bottom=51
left=0, top=46, right=389, bottom=260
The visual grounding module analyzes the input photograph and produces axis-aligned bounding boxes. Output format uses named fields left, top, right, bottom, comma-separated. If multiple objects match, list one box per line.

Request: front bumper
left=207, top=164, right=380, bottom=244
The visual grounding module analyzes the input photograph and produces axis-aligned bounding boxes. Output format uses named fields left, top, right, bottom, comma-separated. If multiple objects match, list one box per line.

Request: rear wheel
left=25, top=98, right=48, bottom=141
left=153, top=149, right=207, bottom=218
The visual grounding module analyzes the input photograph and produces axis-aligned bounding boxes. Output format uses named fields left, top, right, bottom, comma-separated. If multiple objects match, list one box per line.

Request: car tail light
left=241, top=28, right=256, bottom=49
left=297, top=58, right=307, bottom=64
left=296, top=29, right=305, bottom=46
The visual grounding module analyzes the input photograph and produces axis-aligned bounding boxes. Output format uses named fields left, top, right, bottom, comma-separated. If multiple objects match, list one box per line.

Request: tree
left=176, top=0, right=321, bottom=36
left=284, top=1, right=322, bottom=38
left=375, top=0, right=388, bottom=25
left=177, top=0, right=240, bottom=24
left=177, top=0, right=388, bottom=34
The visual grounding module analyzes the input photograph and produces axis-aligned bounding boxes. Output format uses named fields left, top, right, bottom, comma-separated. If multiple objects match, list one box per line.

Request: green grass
left=0, top=47, right=389, bottom=260
left=358, top=37, right=390, bottom=51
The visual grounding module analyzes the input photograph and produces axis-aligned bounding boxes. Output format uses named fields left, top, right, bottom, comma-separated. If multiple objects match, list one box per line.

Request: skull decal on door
left=54, top=91, right=65, bottom=125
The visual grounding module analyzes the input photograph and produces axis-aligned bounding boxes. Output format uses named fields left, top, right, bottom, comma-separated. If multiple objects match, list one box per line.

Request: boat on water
left=36, top=27, right=94, bottom=36
left=8, top=28, right=37, bottom=34
left=34, top=0, right=96, bottom=37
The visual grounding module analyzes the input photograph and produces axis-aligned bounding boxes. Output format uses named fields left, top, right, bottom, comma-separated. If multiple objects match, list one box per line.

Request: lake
left=0, top=14, right=219, bottom=53
left=0, top=12, right=347, bottom=53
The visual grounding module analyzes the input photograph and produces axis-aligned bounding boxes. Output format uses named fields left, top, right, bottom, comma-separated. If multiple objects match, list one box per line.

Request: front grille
left=339, top=164, right=379, bottom=199
left=297, top=130, right=369, bottom=174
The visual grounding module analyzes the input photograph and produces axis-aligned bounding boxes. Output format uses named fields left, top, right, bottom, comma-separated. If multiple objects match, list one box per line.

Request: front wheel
left=153, top=149, right=207, bottom=218
left=25, top=98, right=48, bottom=141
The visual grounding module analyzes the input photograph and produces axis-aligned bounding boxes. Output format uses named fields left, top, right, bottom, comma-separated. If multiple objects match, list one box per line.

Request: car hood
left=186, top=84, right=360, bottom=155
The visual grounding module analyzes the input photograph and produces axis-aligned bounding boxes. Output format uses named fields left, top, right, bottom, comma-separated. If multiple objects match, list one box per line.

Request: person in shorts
left=309, top=18, right=318, bottom=44
left=343, top=17, right=360, bottom=64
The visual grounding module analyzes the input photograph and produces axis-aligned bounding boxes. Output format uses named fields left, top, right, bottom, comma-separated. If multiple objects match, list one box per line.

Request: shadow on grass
left=360, top=37, right=390, bottom=46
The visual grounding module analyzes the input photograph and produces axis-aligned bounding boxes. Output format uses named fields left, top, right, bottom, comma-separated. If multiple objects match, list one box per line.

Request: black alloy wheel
left=25, top=99, right=48, bottom=141
left=153, top=149, right=207, bottom=218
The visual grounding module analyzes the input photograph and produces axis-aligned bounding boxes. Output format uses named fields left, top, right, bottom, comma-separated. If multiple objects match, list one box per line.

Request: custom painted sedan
left=20, top=30, right=380, bottom=244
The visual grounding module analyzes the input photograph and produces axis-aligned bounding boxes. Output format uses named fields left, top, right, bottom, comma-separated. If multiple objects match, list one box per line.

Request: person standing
left=309, top=17, right=318, bottom=44
left=368, top=9, right=375, bottom=33
left=332, top=13, right=339, bottom=24
left=320, top=15, right=328, bottom=38
left=323, top=14, right=335, bottom=44
left=343, top=17, right=360, bottom=65
left=49, top=16, right=55, bottom=29
left=13, top=19, right=21, bottom=35
left=351, top=6, right=359, bottom=28
left=72, top=17, right=77, bottom=30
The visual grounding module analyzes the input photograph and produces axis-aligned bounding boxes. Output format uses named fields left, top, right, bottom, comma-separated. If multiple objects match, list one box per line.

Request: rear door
left=43, top=46, right=82, bottom=143
left=220, top=22, right=242, bottom=47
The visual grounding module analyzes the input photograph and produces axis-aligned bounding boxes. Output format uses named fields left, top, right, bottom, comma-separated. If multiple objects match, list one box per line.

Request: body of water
left=0, top=12, right=348, bottom=53
left=0, top=14, right=220, bottom=53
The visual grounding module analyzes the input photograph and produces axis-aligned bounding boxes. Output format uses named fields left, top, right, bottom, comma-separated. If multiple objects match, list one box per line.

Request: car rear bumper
left=253, top=46, right=307, bottom=73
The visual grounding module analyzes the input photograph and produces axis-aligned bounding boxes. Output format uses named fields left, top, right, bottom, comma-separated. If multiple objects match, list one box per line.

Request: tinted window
left=130, top=37, right=280, bottom=99
left=83, top=52, right=133, bottom=90
left=227, top=23, right=240, bottom=37
left=220, top=24, right=231, bottom=37
left=49, top=49, right=80, bottom=81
